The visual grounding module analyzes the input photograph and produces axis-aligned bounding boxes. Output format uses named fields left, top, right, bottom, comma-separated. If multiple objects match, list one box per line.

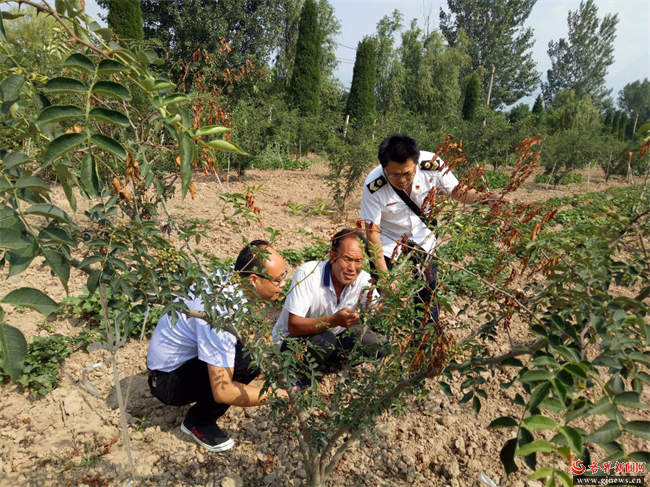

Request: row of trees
left=88, top=0, right=650, bottom=185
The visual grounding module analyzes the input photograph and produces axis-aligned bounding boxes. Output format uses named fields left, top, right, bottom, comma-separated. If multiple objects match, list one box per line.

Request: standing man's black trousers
left=384, top=253, right=440, bottom=326
left=148, top=341, right=259, bottom=426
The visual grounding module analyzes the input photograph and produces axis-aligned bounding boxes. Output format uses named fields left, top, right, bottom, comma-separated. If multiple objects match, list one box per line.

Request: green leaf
left=624, top=421, right=650, bottom=441
left=94, top=28, right=113, bottom=42
left=1, top=74, right=25, bottom=113
left=614, top=392, right=647, bottom=409
left=43, top=249, right=70, bottom=292
left=87, top=269, right=102, bottom=295
left=63, top=53, right=95, bottom=73
left=585, top=420, right=621, bottom=445
left=1, top=287, right=59, bottom=316
left=518, top=440, right=553, bottom=456
left=43, top=133, right=86, bottom=165
left=629, top=451, right=650, bottom=463
left=36, top=105, right=85, bottom=125
left=564, top=364, right=588, bottom=380
left=204, top=138, right=247, bottom=155
left=43, top=77, right=87, bottom=94
left=7, top=240, right=38, bottom=276
left=528, top=382, right=552, bottom=411
left=89, top=107, right=129, bottom=126
left=522, top=415, right=558, bottom=431
left=472, top=395, right=481, bottom=413
left=489, top=416, right=519, bottom=429
left=438, top=381, right=452, bottom=396
left=559, top=426, right=582, bottom=454
left=195, top=125, right=230, bottom=137
left=520, top=370, right=553, bottom=383
left=54, top=164, right=77, bottom=211
left=97, top=59, right=130, bottom=74
left=15, top=176, right=49, bottom=194
left=80, top=153, right=101, bottom=197
left=500, top=438, right=519, bottom=475
left=39, top=227, right=76, bottom=247
left=162, top=93, right=190, bottom=106
left=0, top=229, right=32, bottom=250
left=556, top=471, right=573, bottom=487
left=0, top=322, right=27, bottom=381
left=529, top=467, right=554, bottom=480
left=24, top=203, right=73, bottom=224
left=91, top=80, right=131, bottom=100
left=91, top=134, right=126, bottom=160
left=179, top=131, right=195, bottom=198
left=0, top=207, right=23, bottom=230
left=2, top=152, right=31, bottom=170
left=1, top=11, right=26, bottom=20
left=589, top=397, right=615, bottom=415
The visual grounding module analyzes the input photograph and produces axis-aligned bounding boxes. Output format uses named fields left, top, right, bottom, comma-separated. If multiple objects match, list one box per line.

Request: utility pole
left=483, top=65, right=495, bottom=127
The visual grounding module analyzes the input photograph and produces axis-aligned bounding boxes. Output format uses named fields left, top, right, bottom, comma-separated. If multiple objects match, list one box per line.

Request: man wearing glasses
left=272, top=229, right=376, bottom=385
left=361, top=134, right=498, bottom=324
left=146, top=240, right=289, bottom=452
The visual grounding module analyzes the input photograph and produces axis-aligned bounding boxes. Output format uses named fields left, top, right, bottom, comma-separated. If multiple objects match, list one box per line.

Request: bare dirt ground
left=0, top=161, right=648, bottom=487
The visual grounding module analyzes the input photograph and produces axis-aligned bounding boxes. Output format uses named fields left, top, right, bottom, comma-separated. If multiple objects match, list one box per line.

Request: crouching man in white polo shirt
left=272, top=229, right=376, bottom=385
left=147, top=240, right=289, bottom=452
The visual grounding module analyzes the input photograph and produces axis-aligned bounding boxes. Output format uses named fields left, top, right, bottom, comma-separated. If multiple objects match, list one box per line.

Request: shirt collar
left=322, top=260, right=331, bottom=288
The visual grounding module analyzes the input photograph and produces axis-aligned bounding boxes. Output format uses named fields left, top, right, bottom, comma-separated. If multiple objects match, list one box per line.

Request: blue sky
left=84, top=0, right=650, bottom=107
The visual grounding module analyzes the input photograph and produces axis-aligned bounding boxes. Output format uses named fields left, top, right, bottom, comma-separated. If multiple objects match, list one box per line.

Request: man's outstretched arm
left=208, top=364, right=287, bottom=406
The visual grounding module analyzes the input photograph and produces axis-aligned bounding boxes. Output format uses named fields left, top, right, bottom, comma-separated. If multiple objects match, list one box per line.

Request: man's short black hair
left=235, top=240, right=271, bottom=276
left=378, top=134, right=420, bottom=167
left=331, top=228, right=368, bottom=253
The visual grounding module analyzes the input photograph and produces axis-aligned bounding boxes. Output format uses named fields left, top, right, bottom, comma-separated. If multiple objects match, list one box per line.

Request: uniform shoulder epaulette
left=420, top=158, right=440, bottom=171
left=367, top=174, right=387, bottom=193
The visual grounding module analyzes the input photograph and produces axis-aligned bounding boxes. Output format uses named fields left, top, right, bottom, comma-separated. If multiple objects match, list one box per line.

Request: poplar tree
left=462, top=73, right=481, bottom=121
left=542, top=0, right=618, bottom=108
left=107, top=0, right=144, bottom=41
left=618, top=112, right=628, bottom=140
left=612, top=111, right=622, bottom=136
left=287, top=0, right=321, bottom=115
left=439, top=0, right=539, bottom=108
left=346, top=37, right=377, bottom=128
left=603, top=109, right=614, bottom=133
left=532, top=94, right=544, bottom=115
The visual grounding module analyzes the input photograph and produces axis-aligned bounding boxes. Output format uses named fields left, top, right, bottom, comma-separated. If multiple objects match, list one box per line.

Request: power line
left=335, top=42, right=357, bottom=51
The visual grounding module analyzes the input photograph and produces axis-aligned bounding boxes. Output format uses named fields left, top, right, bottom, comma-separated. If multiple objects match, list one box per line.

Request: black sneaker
left=180, top=420, right=235, bottom=452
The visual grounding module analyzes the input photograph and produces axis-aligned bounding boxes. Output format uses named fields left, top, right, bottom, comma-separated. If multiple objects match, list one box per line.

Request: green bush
left=249, top=144, right=310, bottom=170
left=482, top=170, right=510, bottom=189
left=534, top=172, right=584, bottom=185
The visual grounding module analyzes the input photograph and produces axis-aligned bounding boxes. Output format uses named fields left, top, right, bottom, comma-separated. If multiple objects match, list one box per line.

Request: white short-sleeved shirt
left=272, top=260, right=374, bottom=347
left=147, top=273, right=246, bottom=372
left=360, top=150, right=459, bottom=258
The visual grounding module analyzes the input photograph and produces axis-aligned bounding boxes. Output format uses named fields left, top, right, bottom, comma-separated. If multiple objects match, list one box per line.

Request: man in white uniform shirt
left=273, top=229, right=376, bottom=384
left=361, top=134, right=500, bottom=324
left=147, top=240, right=289, bottom=452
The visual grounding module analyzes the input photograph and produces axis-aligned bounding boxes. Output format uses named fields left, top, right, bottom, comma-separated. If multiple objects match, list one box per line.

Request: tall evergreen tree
left=532, top=94, right=544, bottom=114
left=462, top=73, right=481, bottom=121
left=542, top=0, right=618, bottom=108
left=618, top=112, right=628, bottom=140
left=618, top=79, right=650, bottom=126
left=107, top=0, right=144, bottom=40
left=603, top=109, right=614, bottom=133
left=625, top=116, right=636, bottom=140
left=287, top=0, right=321, bottom=115
left=274, top=0, right=341, bottom=89
left=346, top=37, right=377, bottom=128
left=612, top=111, right=622, bottom=136
left=439, top=0, right=539, bottom=108
left=374, top=11, right=404, bottom=114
